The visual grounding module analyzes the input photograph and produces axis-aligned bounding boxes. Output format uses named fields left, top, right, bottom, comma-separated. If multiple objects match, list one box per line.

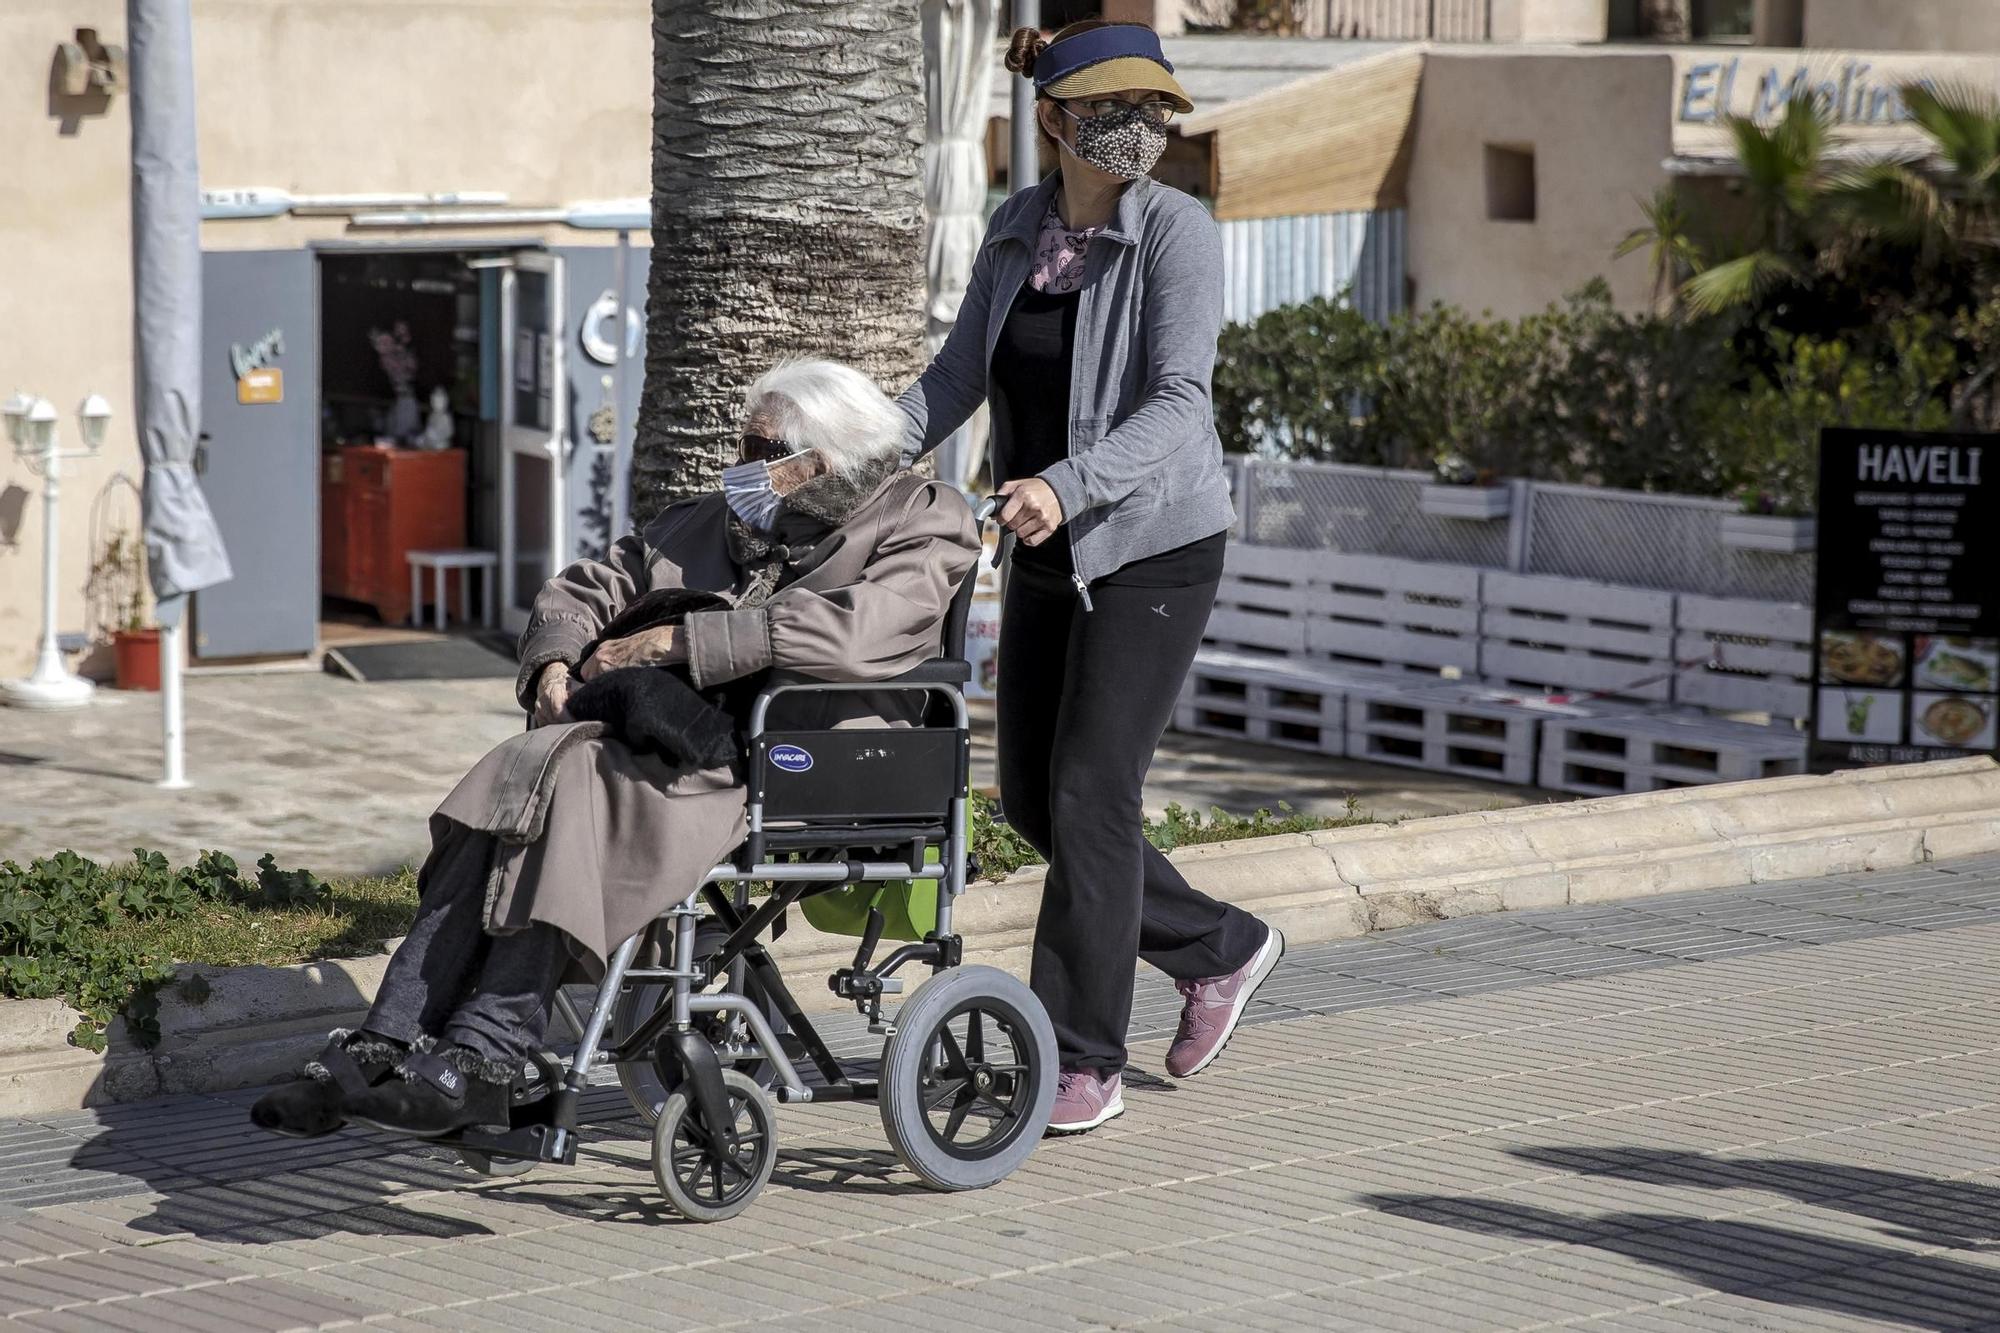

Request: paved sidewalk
left=0, top=673, right=1542, bottom=876
left=3, top=858, right=1999, bottom=1329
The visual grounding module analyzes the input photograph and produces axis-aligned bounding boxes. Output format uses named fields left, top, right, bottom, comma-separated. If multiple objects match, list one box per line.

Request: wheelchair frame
left=440, top=501, right=1058, bottom=1216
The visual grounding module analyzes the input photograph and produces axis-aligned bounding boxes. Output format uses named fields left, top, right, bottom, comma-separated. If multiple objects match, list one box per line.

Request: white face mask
left=721, top=449, right=811, bottom=531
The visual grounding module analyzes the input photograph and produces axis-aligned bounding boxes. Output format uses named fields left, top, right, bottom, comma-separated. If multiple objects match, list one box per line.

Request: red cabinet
left=321, top=445, right=466, bottom=626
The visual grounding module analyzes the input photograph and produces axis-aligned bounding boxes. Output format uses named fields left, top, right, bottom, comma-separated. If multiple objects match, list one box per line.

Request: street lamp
left=0, top=393, right=111, bottom=709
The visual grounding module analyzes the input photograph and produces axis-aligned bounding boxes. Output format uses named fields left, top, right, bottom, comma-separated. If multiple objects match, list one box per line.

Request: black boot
left=249, top=1031, right=404, bottom=1138
left=342, top=1042, right=514, bottom=1138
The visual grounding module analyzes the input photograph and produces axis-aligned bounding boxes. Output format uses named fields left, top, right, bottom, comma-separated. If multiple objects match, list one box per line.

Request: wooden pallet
left=1538, top=708, right=1809, bottom=797
left=1175, top=650, right=1403, bottom=756
left=1478, top=572, right=1678, bottom=704
left=1305, top=553, right=1480, bottom=676
left=1672, top=594, right=1814, bottom=721
left=1202, top=543, right=1311, bottom=656
left=1342, top=679, right=1617, bottom=787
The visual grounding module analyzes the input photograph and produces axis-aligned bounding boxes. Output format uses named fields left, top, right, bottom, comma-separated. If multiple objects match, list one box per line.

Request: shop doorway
left=197, top=243, right=568, bottom=659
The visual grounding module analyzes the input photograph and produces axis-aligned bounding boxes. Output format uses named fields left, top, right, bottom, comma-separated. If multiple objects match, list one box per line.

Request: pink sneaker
left=1046, top=1068, right=1124, bottom=1135
left=1165, top=926, right=1285, bottom=1079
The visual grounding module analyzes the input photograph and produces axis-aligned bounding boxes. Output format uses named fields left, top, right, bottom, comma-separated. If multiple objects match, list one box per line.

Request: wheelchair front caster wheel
left=651, top=1069, right=777, bottom=1222
left=879, top=965, right=1057, bottom=1192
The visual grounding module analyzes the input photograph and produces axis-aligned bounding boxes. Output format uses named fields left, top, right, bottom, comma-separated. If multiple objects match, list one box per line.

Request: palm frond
left=1828, top=161, right=1950, bottom=246
left=1680, top=251, right=1803, bottom=317
left=1900, top=81, right=2000, bottom=185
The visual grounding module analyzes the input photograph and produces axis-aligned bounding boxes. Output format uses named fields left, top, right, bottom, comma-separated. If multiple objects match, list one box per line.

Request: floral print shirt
left=1029, top=199, right=1102, bottom=295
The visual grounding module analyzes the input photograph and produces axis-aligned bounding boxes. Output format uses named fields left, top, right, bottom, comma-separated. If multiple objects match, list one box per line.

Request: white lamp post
left=1, top=392, right=110, bottom=709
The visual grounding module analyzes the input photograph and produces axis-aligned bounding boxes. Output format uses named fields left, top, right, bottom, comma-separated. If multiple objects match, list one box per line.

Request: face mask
left=1061, top=104, right=1169, bottom=182
left=722, top=449, right=810, bottom=532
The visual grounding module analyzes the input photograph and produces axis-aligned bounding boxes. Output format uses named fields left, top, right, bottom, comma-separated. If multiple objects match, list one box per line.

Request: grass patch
left=971, top=791, right=1374, bottom=879
left=101, top=867, right=419, bottom=970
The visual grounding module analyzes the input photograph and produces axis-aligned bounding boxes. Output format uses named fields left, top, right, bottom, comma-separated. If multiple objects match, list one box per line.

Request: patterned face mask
left=721, top=449, right=810, bottom=532
left=1062, top=103, right=1170, bottom=182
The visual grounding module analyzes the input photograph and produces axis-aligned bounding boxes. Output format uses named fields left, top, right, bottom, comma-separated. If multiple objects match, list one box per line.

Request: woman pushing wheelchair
left=252, top=360, right=979, bottom=1141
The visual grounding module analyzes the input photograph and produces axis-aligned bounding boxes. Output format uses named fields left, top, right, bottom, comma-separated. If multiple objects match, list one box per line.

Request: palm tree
left=1679, top=97, right=1835, bottom=316
left=1837, top=83, right=2000, bottom=261
left=633, top=0, right=930, bottom=507
left=1615, top=186, right=1704, bottom=314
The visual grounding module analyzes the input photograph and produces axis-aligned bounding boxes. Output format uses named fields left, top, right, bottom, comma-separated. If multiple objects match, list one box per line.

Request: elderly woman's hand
left=532, top=662, right=574, bottom=727
left=996, top=477, right=1065, bottom=547
left=578, top=625, right=688, bottom=681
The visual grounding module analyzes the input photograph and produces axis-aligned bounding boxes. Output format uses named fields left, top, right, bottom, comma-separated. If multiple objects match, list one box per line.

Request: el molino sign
left=1677, top=55, right=1936, bottom=127
left=1668, top=52, right=2000, bottom=160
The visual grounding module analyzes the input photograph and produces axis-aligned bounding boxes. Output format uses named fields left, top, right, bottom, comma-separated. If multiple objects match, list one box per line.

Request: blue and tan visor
left=1031, top=27, right=1193, bottom=114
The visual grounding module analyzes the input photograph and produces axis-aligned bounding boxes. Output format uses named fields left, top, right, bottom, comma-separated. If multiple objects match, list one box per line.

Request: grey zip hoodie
left=896, top=174, right=1236, bottom=590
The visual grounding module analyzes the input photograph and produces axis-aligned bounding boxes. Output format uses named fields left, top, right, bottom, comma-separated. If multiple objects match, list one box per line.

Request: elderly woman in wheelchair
left=251, top=360, right=1058, bottom=1220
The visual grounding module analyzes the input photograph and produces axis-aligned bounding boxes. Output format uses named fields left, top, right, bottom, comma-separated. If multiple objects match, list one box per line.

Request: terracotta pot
left=113, top=628, right=162, bottom=691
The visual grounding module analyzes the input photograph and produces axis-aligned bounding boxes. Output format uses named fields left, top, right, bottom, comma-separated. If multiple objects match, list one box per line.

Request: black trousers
left=363, top=826, right=569, bottom=1068
left=998, top=544, right=1267, bottom=1073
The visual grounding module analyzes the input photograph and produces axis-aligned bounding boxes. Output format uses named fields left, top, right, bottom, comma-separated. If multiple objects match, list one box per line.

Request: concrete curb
left=5, top=756, right=1997, bottom=1115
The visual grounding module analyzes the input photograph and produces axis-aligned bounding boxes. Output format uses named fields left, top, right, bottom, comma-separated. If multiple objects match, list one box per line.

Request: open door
left=499, top=251, right=568, bottom=634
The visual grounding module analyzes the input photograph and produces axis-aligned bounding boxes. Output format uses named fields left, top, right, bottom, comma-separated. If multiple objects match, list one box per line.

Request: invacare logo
left=770, top=744, right=814, bottom=774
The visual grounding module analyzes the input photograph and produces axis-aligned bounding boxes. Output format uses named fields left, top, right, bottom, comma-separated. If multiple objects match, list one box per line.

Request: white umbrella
left=922, top=0, right=999, bottom=493
left=130, top=0, right=232, bottom=789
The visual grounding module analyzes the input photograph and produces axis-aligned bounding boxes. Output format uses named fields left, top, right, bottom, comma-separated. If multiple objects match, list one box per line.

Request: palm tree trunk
left=635, top=0, right=928, bottom=509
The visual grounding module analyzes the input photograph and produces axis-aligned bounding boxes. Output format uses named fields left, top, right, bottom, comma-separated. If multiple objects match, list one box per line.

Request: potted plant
left=88, top=530, right=160, bottom=690
left=1419, top=453, right=1512, bottom=520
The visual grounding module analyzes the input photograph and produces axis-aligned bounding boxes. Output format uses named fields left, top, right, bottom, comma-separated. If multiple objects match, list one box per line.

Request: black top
left=991, top=283, right=1081, bottom=573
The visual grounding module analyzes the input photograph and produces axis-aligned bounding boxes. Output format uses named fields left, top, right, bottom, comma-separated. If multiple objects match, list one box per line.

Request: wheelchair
left=435, top=499, right=1059, bottom=1222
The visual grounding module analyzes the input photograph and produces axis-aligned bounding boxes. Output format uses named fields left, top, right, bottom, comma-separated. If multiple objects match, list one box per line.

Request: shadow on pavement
left=1507, top=1145, right=2000, bottom=1251
left=56, top=1075, right=944, bottom=1242
left=1368, top=1192, right=2000, bottom=1329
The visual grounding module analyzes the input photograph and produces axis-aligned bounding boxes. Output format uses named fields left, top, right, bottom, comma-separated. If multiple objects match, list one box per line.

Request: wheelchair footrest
left=443, top=1119, right=576, bottom=1167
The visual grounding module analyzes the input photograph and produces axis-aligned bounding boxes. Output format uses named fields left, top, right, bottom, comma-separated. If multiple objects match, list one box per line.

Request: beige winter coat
left=430, top=471, right=978, bottom=971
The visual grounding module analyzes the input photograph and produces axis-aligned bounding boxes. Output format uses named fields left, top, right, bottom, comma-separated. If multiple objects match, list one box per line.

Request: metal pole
left=160, top=615, right=188, bottom=788
left=34, top=451, right=63, bottom=682
left=1009, top=0, right=1039, bottom=196
left=607, top=228, right=630, bottom=549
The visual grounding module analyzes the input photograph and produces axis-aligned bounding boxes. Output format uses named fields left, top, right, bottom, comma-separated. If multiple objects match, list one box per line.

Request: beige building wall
left=0, top=1, right=653, bottom=679
left=1404, top=49, right=1668, bottom=317
left=1804, top=0, right=2000, bottom=53
left=1490, top=0, right=1611, bottom=44
left=194, top=0, right=651, bottom=253
left=1, top=4, right=139, bottom=683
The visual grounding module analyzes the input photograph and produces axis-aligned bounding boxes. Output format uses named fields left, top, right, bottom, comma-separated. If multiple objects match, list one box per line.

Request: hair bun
left=1004, top=27, right=1047, bottom=76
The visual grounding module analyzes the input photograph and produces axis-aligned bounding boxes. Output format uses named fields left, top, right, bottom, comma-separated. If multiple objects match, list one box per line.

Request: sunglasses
left=738, top=433, right=795, bottom=463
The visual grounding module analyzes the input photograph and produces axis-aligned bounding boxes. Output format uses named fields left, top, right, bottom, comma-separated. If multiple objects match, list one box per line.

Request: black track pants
left=996, top=549, right=1267, bottom=1073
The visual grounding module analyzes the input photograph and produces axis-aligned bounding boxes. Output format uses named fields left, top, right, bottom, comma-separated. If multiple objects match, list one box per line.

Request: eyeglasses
left=738, top=433, right=794, bottom=463
left=1063, top=98, right=1178, bottom=127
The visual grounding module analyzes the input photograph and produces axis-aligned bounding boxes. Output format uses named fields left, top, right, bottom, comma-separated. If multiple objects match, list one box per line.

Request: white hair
left=745, top=360, right=904, bottom=481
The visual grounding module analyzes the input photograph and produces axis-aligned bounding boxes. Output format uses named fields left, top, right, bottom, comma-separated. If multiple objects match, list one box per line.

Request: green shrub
left=0, top=847, right=337, bottom=1050
left=1213, top=283, right=1985, bottom=515
left=1720, top=319, right=1959, bottom=516
left=0, top=850, right=190, bottom=1050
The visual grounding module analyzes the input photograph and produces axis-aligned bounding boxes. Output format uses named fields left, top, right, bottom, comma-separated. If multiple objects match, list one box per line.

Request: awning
left=1179, top=47, right=1424, bottom=221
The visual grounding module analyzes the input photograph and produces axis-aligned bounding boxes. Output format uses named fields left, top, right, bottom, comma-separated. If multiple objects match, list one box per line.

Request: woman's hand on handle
left=995, top=478, right=1065, bottom=547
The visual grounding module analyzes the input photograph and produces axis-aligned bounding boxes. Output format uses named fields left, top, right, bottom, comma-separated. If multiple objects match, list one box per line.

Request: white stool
left=407, top=548, right=499, bottom=630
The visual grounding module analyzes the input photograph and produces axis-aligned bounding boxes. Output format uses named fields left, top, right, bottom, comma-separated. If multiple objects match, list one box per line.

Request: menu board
left=1811, top=429, right=2000, bottom=768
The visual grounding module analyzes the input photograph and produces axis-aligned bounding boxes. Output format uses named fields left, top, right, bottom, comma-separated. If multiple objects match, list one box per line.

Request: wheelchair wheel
left=878, top=965, right=1057, bottom=1192
left=651, top=1069, right=777, bottom=1223
left=613, top=923, right=785, bottom=1124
